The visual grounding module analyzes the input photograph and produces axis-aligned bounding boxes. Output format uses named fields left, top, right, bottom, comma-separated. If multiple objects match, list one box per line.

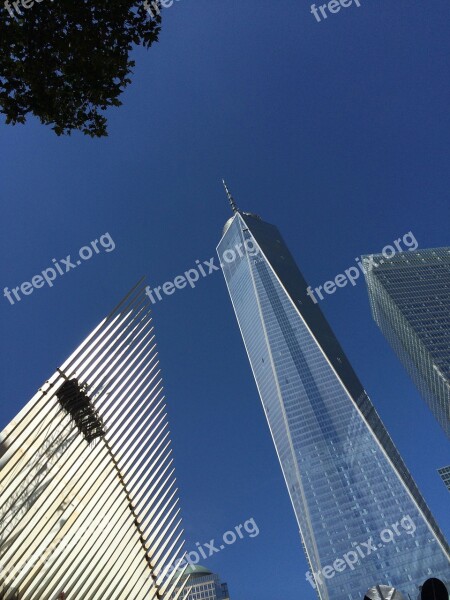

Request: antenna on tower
left=222, top=179, right=239, bottom=213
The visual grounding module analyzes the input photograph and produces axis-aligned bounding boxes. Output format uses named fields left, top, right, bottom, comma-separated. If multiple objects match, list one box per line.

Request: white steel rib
left=0, top=280, right=188, bottom=600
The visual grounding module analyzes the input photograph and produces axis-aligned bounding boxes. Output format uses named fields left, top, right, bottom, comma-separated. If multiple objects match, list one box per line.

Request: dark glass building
left=217, top=191, right=450, bottom=600
left=170, top=565, right=230, bottom=600
left=363, top=247, right=450, bottom=439
left=438, top=466, right=450, bottom=493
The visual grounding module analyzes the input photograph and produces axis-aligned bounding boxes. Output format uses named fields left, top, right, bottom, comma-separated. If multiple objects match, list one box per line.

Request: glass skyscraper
left=217, top=193, right=450, bottom=600
left=438, top=466, right=450, bottom=493
left=170, top=565, right=230, bottom=600
left=363, top=247, right=450, bottom=439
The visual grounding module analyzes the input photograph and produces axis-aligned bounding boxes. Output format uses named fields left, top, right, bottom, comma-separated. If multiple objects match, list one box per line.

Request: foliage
left=0, top=0, right=161, bottom=136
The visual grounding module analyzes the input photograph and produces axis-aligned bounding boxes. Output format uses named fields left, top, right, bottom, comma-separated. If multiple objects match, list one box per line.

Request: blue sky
left=1, top=1, right=449, bottom=599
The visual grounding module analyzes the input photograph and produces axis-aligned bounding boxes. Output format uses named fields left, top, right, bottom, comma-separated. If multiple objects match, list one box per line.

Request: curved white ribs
left=0, top=280, right=187, bottom=600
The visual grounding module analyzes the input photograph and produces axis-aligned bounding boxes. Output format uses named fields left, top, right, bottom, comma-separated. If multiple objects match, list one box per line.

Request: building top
left=362, top=246, right=450, bottom=270
left=438, top=466, right=450, bottom=492
left=222, top=215, right=235, bottom=236
left=222, top=179, right=238, bottom=213
left=183, top=565, right=213, bottom=576
left=221, top=181, right=261, bottom=235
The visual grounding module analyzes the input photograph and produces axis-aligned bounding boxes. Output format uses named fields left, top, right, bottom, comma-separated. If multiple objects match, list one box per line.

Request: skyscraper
left=170, top=565, right=230, bottom=600
left=217, top=185, right=450, bottom=600
left=0, top=280, right=187, bottom=600
left=362, top=247, right=450, bottom=439
left=438, top=466, right=450, bottom=493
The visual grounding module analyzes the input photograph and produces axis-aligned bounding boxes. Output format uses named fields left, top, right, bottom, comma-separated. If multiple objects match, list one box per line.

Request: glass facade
left=171, top=566, right=229, bottom=600
left=363, top=248, right=450, bottom=439
left=217, top=213, right=450, bottom=600
left=438, top=466, right=450, bottom=493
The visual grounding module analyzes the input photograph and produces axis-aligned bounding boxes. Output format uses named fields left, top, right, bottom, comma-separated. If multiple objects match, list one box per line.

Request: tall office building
left=0, top=281, right=187, bottom=600
left=362, top=247, right=450, bottom=439
left=438, top=466, right=450, bottom=493
left=217, top=184, right=450, bottom=600
left=171, top=565, right=230, bottom=600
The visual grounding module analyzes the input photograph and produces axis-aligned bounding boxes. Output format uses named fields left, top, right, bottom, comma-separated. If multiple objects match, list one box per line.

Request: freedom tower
left=216, top=184, right=450, bottom=600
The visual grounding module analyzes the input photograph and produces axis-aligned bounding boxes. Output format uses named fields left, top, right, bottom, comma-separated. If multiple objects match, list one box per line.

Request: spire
left=222, top=179, right=239, bottom=213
